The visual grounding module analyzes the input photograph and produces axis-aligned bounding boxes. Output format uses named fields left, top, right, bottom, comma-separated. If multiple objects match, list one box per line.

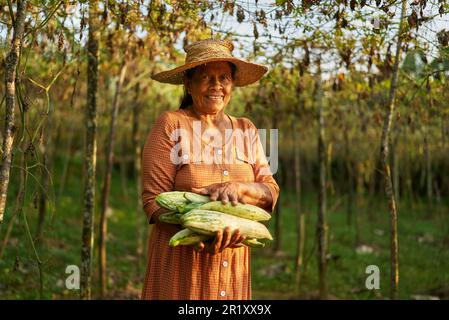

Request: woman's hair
left=179, top=62, right=237, bottom=109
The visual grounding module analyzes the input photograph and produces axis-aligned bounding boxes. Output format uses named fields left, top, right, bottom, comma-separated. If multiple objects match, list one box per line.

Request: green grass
left=252, top=192, right=449, bottom=300
left=0, top=158, right=448, bottom=300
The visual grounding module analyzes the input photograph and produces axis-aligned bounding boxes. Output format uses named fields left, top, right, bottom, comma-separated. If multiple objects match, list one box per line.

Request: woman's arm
left=141, top=111, right=178, bottom=224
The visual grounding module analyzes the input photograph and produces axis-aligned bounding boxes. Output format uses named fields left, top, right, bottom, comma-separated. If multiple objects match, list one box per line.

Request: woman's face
left=185, top=62, right=234, bottom=115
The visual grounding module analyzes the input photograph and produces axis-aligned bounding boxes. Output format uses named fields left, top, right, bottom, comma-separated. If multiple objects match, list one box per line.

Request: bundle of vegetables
left=155, top=191, right=273, bottom=249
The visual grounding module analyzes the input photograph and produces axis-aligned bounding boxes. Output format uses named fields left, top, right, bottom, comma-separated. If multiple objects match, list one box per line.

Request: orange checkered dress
left=140, top=106, right=279, bottom=300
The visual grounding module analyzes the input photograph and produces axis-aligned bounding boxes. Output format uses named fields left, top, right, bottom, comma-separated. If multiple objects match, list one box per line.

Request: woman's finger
left=209, top=188, right=220, bottom=201
left=227, top=229, right=239, bottom=247
left=237, top=235, right=246, bottom=245
left=219, top=227, right=232, bottom=252
left=191, top=187, right=208, bottom=195
left=194, top=241, right=205, bottom=252
left=228, top=193, right=239, bottom=206
left=209, top=229, right=222, bottom=254
left=220, top=191, right=230, bottom=205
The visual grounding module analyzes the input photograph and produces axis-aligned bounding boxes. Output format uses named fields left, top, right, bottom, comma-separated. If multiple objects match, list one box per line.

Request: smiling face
left=185, top=62, right=235, bottom=115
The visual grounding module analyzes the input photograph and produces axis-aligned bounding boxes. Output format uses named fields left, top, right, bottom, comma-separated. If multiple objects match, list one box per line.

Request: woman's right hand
left=194, top=227, right=246, bottom=254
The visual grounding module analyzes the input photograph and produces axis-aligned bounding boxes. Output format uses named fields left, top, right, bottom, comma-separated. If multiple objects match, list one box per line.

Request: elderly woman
left=141, top=39, right=280, bottom=300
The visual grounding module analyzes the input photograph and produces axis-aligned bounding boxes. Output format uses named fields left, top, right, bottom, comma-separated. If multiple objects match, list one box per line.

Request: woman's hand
left=194, top=227, right=246, bottom=254
left=192, top=182, right=245, bottom=206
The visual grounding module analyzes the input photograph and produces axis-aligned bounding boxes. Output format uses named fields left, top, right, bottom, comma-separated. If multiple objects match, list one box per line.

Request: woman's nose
left=209, top=76, right=222, bottom=86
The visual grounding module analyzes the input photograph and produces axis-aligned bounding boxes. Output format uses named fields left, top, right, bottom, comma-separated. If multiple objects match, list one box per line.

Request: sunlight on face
left=187, top=62, right=234, bottom=115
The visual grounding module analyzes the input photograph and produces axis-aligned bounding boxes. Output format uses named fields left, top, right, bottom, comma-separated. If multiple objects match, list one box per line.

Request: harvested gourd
left=156, top=191, right=210, bottom=213
left=196, top=201, right=271, bottom=221
left=156, top=191, right=273, bottom=249
left=181, top=209, right=273, bottom=241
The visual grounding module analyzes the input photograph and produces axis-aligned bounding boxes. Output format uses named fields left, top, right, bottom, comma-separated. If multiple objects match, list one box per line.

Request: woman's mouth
left=205, top=95, right=224, bottom=101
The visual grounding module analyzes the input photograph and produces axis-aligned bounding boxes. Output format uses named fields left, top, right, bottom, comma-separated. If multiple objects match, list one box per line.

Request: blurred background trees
left=0, top=0, right=448, bottom=300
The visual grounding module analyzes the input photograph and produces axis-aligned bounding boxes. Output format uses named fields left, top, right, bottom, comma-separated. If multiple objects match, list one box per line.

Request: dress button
left=217, top=149, right=223, bottom=155
left=220, top=290, right=226, bottom=297
left=182, top=154, right=189, bottom=160
left=222, top=260, right=228, bottom=267
left=223, top=170, right=229, bottom=176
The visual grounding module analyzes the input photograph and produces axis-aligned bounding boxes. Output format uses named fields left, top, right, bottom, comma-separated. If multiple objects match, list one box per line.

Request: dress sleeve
left=246, top=119, right=280, bottom=213
left=141, top=111, right=178, bottom=223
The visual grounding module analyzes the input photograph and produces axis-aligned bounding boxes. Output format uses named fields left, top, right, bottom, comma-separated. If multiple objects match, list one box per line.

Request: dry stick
left=98, top=50, right=129, bottom=299
left=59, top=56, right=82, bottom=199
left=36, top=100, right=53, bottom=241
left=379, top=0, right=407, bottom=301
left=293, top=120, right=305, bottom=296
left=132, top=83, right=144, bottom=260
left=315, top=60, right=328, bottom=300
left=81, top=0, right=99, bottom=300
left=23, top=1, right=63, bottom=39
left=20, top=153, right=45, bottom=299
left=0, top=0, right=27, bottom=224
left=26, top=70, right=65, bottom=241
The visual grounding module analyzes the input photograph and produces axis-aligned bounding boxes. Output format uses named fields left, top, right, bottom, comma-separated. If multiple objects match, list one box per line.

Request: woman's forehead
left=196, top=62, right=232, bottom=73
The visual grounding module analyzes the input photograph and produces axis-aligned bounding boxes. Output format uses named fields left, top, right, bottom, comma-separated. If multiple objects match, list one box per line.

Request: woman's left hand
left=194, top=227, right=246, bottom=254
left=192, top=182, right=245, bottom=206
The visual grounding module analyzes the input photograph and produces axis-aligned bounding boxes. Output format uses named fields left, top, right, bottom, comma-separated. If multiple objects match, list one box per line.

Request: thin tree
left=379, top=0, right=407, bottom=300
left=425, top=78, right=433, bottom=207
left=293, top=119, right=305, bottom=295
left=0, top=0, right=27, bottom=223
left=315, top=58, right=328, bottom=300
left=81, top=0, right=99, bottom=300
left=98, top=42, right=130, bottom=298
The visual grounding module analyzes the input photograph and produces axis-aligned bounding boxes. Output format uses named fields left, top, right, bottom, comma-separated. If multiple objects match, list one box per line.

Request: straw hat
left=151, top=39, right=268, bottom=87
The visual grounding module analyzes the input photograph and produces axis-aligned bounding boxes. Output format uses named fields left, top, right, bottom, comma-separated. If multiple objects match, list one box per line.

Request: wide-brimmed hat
left=151, top=39, right=268, bottom=87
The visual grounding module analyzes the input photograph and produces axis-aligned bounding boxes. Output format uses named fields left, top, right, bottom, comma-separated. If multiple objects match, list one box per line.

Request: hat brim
left=151, top=58, right=268, bottom=87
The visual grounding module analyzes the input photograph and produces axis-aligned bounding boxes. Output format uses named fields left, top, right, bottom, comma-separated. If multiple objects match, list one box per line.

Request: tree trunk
left=379, top=0, right=407, bottom=300
left=293, top=121, right=305, bottom=295
left=81, top=0, right=99, bottom=300
left=392, top=133, right=400, bottom=207
left=0, top=152, right=26, bottom=261
left=0, top=0, right=27, bottom=223
left=344, top=126, right=353, bottom=226
left=425, top=79, right=433, bottom=207
left=355, top=162, right=363, bottom=246
left=132, top=83, right=144, bottom=260
left=120, top=135, right=129, bottom=199
left=272, top=92, right=282, bottom=254
left=98, top=55, right=128, bottom=298
left=403, top=125, right=415, bottom=207
left=315, top=64, right=328, bottom=300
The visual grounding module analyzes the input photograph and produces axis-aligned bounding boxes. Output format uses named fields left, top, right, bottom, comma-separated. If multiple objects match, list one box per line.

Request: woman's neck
left=190, top=105, right=227, bottom=127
